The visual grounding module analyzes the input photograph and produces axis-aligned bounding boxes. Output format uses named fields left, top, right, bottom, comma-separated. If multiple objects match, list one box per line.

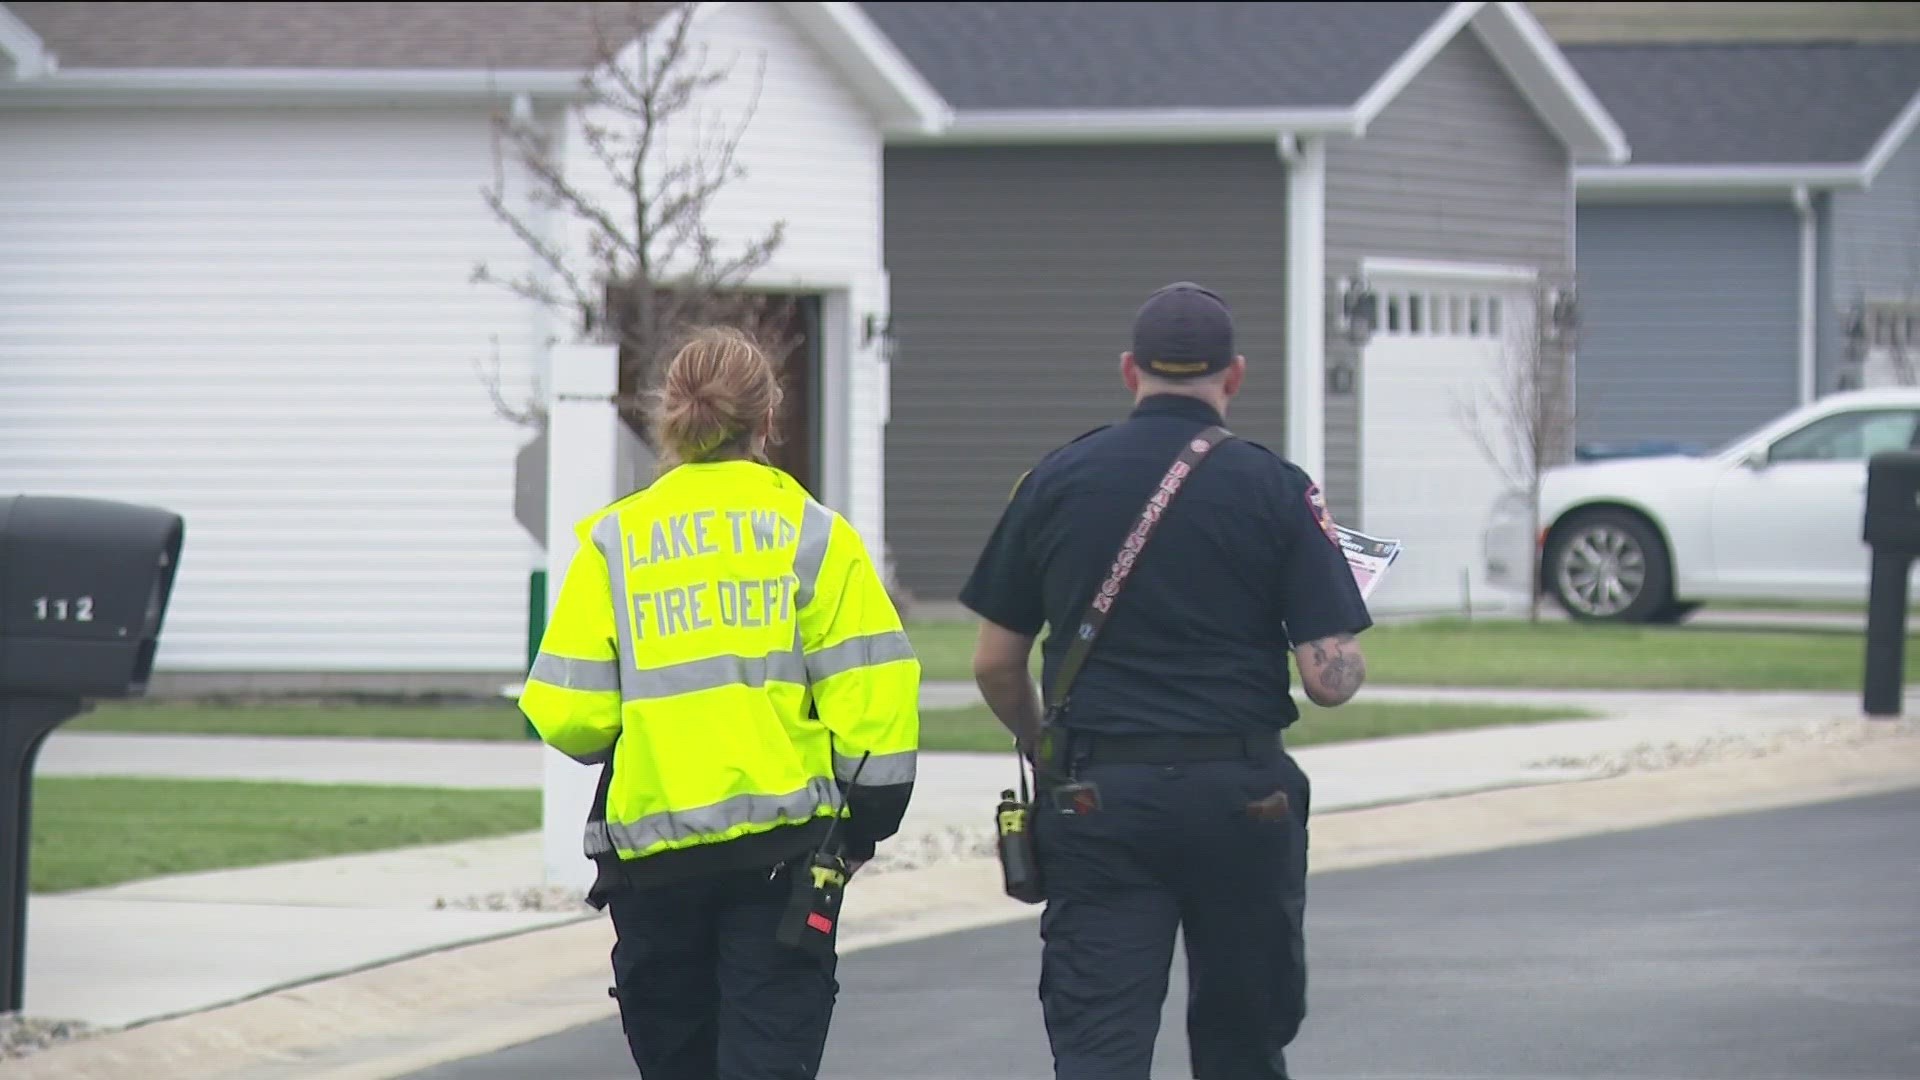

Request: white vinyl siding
left=0, top=107, right=542, bottom=673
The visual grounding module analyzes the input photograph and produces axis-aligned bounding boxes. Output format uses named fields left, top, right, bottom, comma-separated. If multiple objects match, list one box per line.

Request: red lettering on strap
left=1088, top=439, right=1212, bottom=611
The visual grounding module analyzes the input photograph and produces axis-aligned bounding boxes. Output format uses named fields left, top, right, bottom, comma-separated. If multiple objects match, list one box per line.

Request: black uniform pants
left=606, top=863, right=839, bottom=1080
left=1033, top=741, right=1311, bottom=1080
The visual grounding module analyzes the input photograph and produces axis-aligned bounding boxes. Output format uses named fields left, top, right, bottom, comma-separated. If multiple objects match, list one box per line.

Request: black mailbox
left=1, top=495, right=184, bottom=697
left=1861, top=453, right=1920, bottom=718
left=0, top=494, right=185, bottom=1015
left=1863, top=451, right=1920, bottom=555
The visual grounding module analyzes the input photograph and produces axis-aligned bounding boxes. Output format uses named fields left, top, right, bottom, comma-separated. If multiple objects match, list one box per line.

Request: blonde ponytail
left=650, top=327, right=784, bottom=469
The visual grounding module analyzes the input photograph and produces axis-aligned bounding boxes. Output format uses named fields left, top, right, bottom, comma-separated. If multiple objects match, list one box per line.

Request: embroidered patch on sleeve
left=1305, top=483, right=1342, bottom=547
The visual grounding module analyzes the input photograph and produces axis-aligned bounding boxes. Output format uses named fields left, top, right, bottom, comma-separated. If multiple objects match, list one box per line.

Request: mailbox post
left=0, top=495, right=183, bottom=1015
left=1862, top=452, right=1920, bottom=717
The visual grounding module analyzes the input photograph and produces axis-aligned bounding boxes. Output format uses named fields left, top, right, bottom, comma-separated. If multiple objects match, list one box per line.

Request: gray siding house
left=1565, top=44, right=1920, bottom=450
left=863, top=1, right=1626, bottom=614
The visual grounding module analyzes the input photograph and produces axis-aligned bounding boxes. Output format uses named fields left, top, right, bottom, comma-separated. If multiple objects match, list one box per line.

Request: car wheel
left=1544, top=510, right=1672, bottom=623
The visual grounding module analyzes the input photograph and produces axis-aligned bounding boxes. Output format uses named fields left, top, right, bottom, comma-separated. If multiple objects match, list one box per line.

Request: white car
left=1485, top=388, right=1920, bottom=622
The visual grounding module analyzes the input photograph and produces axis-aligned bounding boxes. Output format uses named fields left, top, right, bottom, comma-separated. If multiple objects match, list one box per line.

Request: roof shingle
left=7, top=2, right=661, bottom=71
left=857, top=1, right=1453, bottom=111
left=1564, top=43, right=1920, bottom=166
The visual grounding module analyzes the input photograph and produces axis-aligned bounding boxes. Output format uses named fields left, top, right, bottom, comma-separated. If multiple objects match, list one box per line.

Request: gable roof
left=1530, top=1, right=1920, bottom=45
left=1567, top=43, right=1920, bottom=190
left=4, top=2, right=649, bottom=70
left=859, top=1, right=1452, bottom=111
left=0, top=1, right=947, bottom=130
left=861, top=1, right=1626, bottom=161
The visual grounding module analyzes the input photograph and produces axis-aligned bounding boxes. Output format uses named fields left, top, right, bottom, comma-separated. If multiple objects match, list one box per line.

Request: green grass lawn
left=30, top=777, right=540, bottom=893
left=67, top=691, right=1585, bottom=755
left=903, top=618, right=995, bottom=684
left=903, top=618, right=1900, bottom=691
left=1707, top=597, right=1914, bottom=614
left=917, top=700, right=1589, bottom=753
left=1351, top=619, right=1892, bottom=690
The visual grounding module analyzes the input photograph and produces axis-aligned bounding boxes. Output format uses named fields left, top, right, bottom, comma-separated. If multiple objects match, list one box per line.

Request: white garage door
left=1360, top=263, right=1536, bottom=616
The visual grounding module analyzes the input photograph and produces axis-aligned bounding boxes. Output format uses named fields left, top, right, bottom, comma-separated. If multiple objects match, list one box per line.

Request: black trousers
left=1033, top=744, right=1311, bottom=1080
left=606, top=863, right=839, bottom=1080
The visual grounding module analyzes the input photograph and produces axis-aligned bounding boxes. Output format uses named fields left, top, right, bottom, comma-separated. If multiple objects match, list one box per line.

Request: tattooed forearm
left=1321, top=646, right=1366, bottom=698
left=1296, top=632, right=1366, bottom=707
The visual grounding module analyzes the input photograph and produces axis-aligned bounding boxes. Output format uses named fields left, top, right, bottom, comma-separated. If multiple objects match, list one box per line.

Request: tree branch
left=474, top=335, right=548, bottom=428
left=474, top=0, right=789, bottom=445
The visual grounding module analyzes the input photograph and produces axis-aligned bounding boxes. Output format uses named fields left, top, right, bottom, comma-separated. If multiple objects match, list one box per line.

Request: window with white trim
left=1373, top=287, right=1509, bottom=340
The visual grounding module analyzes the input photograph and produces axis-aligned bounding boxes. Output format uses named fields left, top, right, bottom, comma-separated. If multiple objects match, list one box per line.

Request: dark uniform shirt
left=960, top=394, right=1373, bottom=736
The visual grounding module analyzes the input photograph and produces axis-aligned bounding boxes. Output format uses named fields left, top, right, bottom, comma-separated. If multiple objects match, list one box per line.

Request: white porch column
left=1793, top=185, right=1818, bottom=404
left=1283, top=136, right=1328, bottom=483
left=845, top=273, right=892, bottom=555
left=541, top=340, right=621, bottom=888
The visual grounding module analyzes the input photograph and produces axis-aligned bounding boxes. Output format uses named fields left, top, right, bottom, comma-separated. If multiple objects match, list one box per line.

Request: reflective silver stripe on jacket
left=793, top=500, right=834, bottom=610
left=620, top=650, right=809, bottom=701
left=528, top=652, right=621, bottom=693
left=592, top=514, right=636, bottom=700
left=582, top=777, right=842, bottom=855
left=805, top=630, right=916, bottom=682
left=585, top=819, right=612, bottom=856
left=834, top=748, right=917, bottom=786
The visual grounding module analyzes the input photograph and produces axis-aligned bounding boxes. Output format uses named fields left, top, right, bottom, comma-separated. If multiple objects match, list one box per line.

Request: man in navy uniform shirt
left=962, top=282, right=1373, bottom=1079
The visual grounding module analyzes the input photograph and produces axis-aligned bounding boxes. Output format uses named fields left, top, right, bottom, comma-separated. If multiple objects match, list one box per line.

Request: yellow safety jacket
left=520, top=460, right=920, bottom=887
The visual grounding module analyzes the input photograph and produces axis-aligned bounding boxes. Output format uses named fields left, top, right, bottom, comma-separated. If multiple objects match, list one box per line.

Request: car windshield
left=1704, top=403, right=1920, bottom=461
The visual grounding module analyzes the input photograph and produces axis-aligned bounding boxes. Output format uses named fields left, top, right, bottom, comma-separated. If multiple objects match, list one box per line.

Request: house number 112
left=34, top=597, right=95, bottom=622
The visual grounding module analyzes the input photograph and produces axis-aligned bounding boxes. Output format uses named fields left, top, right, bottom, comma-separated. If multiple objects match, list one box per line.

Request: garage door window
left=1378, top=288, right=1503, bottom=339
left=1769, top=409, right=1920, bottom=463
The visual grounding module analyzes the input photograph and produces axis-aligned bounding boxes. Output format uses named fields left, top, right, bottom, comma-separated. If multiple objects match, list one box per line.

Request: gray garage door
left=882, top=144, right=1289, bottom=602
left=1574, top=203, right=1801, bottom=449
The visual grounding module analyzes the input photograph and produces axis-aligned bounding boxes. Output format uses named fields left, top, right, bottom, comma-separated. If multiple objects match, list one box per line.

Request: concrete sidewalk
left=25, top=685, right=1911, bottom=1033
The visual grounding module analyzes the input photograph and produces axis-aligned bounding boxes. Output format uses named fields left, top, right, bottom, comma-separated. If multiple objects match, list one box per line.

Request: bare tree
left=473, top=1, right=797, bottom=438
left=1456, top=279, right=1577, bottom=622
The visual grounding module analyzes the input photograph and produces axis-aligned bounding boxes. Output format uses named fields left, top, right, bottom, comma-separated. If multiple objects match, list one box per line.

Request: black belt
left=1064, top=731, right=1273, bottom=765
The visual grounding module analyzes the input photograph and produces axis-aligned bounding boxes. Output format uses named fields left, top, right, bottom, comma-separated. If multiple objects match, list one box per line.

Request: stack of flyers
left=1334, top=525, right=1403, bottom=601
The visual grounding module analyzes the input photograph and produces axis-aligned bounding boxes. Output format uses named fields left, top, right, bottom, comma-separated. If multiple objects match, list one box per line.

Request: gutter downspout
left=1792, top=185, right=1817, bottom=405
left=1280, top=134, right=1328, bottom=483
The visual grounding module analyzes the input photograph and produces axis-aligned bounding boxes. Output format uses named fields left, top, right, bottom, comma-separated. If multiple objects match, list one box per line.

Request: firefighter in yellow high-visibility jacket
left=519, top=326, right=920, bottom=1080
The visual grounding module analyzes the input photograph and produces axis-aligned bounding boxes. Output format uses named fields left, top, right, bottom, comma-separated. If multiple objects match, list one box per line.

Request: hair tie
left=684, top=422, right=736, bottom=460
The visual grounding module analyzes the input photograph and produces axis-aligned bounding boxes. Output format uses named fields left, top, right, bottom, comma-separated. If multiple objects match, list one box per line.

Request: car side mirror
left=1740, top=447, right=1771, bottom=471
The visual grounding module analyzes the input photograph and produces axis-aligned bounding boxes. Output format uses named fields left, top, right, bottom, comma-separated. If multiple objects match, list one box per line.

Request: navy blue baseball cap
left=1131, top=282, right=1235, bottom=379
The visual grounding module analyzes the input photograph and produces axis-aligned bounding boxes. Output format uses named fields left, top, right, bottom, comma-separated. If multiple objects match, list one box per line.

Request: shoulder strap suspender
left=1044, top=424, right=1233, bottom=720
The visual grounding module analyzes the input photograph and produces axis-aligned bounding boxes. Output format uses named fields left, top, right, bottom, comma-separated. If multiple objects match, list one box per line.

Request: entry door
left=1360, top=270, right=1535, bottom=615
left=1709, top=407, right=1920, bottom=596
left=764, top=295, right=823, bottom=496
left=610, top=291, right=822, bottom=495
